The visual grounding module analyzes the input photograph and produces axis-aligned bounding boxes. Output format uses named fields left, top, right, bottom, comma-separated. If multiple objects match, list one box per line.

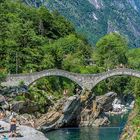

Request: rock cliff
left=120, top=105, right=139, bottom=140
left=36, top=92, right=117, bottom=131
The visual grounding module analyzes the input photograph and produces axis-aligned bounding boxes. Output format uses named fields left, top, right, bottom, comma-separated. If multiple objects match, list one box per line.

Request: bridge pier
left=80, top=88, right=95, bottom=106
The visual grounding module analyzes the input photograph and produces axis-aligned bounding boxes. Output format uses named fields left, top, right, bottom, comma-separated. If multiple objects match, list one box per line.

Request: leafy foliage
left=0, top=69, right=7, bottom=84
left=94, top=33, right=128, bottom=70
left=1, top=1, right=140, bottom=124
left=0, top=0, right=75, bottom=74
left=0, top=0, right=94, bottom=111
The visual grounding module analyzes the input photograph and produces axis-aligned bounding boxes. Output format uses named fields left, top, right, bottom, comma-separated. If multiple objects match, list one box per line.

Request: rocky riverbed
left=36, top=91, right=135, bottom=131
left=0, top=87, right=135, bottom=139
left=105, top=95, right=135, bottom=116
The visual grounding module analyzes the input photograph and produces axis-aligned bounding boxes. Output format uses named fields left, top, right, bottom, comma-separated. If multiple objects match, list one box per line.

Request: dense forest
left=23, top=0, right=140, bottom=48
left=0, top=1, right=140, bottom=133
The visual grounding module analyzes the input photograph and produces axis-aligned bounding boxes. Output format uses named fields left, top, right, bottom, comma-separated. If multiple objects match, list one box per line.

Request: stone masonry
left=1, top=68, right=140, bottom=91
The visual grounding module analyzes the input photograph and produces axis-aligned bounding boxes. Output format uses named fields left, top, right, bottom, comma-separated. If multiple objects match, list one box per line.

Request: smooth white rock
left=0, top=121, right=48, bottom=140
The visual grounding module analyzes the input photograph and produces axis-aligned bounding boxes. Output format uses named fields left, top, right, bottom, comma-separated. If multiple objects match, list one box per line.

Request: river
left=46, top=112, right=129, bottom=140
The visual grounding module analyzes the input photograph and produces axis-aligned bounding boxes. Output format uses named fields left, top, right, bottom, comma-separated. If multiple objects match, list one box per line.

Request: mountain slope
left=23, top=0, right=140, bottom=48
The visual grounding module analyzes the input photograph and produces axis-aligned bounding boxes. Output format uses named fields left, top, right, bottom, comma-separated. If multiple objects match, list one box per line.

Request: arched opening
left=45, top=74, right=140, bottom=140
left=25, top=76, right=82, bottom=113
left=92, top=75, right=133, bottom=96
left=89, top=68, right=140, bottom=91
left=90, top=75, right=140, bottom=129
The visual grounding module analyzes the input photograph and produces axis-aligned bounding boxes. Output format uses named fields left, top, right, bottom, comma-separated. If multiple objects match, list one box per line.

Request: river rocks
left=93, top=116, right=110, bottom=127
left=36, top=97, right=67, bottom=130
left=96, top=92, right=117, bottom=112
left=1, top=86, right=28, bottom=97
left=1, top=89, right=132, bottom=135
left=107, top=94, right=135, bottom=115
left=37, top=98, right=67, bottom=123
left=56, top=95, right=81, bottom=127
left=78, top=92, right=118, bottom=127
left=11, top=101, right=39, bottom=113
left=36, top=109, right=61, bottom=130
left=120, top=106, right=138, bottom=140
left=112, top=98, right=127, bottom=113
left=0, top=120, right=48, bottom=140
left=62, top=95, right=81, bottom=116
left=38, top=92, right=118, bottom=130
left=37, top=95, right=81, bottom=131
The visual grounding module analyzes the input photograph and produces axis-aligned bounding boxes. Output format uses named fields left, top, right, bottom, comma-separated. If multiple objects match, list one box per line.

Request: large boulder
left=0, top=95, right=5, bottom=103
left=0, top=95, right=9, bottom=110
left=36, top=98, right=67, bottom=130
left=76, top=92, right=116, bottom=127
left=59, top=95, right=81, bottom=126
left=38, top=95, right=81, bottom=131
left=11, top=101, right=39, bottom=113
left=1, top=86, right=28, bottom=97
left=0, top=120, right=48, bottom=140
left=93, top=116, right=110, bottom=127
left=96, top=92, right=117, bottom=112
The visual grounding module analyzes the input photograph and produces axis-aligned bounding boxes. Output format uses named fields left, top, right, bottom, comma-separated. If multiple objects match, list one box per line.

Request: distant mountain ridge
left=23, top=0, right=140, bottom=48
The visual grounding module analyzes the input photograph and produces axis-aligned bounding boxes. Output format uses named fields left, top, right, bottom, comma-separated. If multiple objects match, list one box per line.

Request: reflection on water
left=108, top=112, right=129, bottom=127
left=46, top=127, right=121, bottom=140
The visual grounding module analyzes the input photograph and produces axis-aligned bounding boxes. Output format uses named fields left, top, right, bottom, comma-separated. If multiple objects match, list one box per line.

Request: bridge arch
left=2, top=68, right=140, bottom=92
left=90, top=68, right=140, bottom=90
left=3, top=69, right=84, bottom=89
left=28, top=73, right=82, bottom=89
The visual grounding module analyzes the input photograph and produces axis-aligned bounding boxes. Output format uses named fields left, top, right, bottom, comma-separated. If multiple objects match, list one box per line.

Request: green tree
left=93, top=33, right=129, bottom=95
left=127, top=48, right=140, bottom=70
left=43, top=34, right=93, bottom=70
left=94, top=33, right=128, bottom=70
left=0, top=69, right=7, bottom=85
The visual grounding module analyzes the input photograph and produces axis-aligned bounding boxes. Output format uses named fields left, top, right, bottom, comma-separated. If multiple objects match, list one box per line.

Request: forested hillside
left=24, top=0, right=140, bottom=48
left=0, top=0, right=95, bottom=107
left=0, top=0, right=93, bottom=74
left=0, top=0, right=140, bottom=105
left=0, top=1, right=140, bottom=139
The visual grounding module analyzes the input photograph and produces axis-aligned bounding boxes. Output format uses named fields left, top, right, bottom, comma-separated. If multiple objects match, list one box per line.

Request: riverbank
left=0, top=121, right=48, bottom=140
left=120, top=104, right=140, bottom=140
left=0, top=89, right=135, bottom=140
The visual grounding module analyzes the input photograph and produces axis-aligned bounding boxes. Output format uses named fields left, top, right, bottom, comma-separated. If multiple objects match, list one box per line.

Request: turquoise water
left=46, top=127, right=122, bottom=140
left=46, top=113, right=129, bottom=140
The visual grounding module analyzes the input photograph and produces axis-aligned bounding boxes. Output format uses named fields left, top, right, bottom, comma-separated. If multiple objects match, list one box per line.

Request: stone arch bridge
left=2, top=68, right=140, bottom=91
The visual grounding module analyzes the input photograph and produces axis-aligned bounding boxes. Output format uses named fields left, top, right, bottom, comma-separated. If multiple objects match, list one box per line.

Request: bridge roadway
left=2, top=68, right=140, bottom=91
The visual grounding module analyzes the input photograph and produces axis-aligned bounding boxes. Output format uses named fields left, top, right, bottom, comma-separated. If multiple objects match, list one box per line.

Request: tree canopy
left=0, top=0, right=139, bottom=114
left=0, top=0, right=75, bottom=74
left=94, top=33, right=128, bottom=70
